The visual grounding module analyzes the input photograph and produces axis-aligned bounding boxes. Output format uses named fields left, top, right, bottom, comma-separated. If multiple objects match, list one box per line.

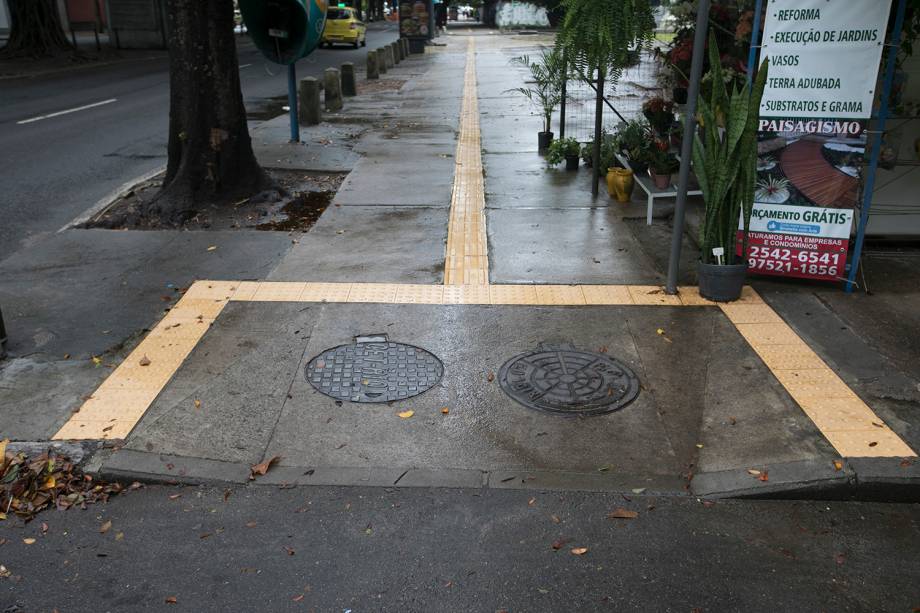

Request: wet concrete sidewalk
left=53, top=30, right=917, bottom=500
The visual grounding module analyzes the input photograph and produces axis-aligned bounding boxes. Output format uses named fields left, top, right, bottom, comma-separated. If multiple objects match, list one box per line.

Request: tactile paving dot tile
left=751, top=344, right=827, bottom=371
left=735, top=322, right=806, bottom=346
left=719, top=303, right=784, bottom=324
left=628, top=286, right=683, bottom=305
left=301, top=283, right=352, bottom=302
left=251, top=282, right=307, bottom=302
left=443, top=285, right=491, bottom=304
left=181, top=281, right=238, bottom=301
left=582, top=285, right=634, bottom=305
left=534, top=285, right=586, bottom=305
left=489, top=285, right=538, bottom=305
left=395, top=285, right=445, bottom=304
left=347, top=284, right=400, bottom=303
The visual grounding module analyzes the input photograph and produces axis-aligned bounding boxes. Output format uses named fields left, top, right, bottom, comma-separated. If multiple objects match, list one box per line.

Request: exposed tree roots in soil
left=82, top=170, right=343, bottom=233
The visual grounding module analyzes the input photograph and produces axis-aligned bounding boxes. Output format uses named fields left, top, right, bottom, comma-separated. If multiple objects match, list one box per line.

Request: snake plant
left=692, top=32, right=769, bottom=265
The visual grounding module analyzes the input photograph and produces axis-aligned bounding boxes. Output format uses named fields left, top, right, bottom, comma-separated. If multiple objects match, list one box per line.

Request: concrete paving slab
left=124, top=302, right=320, bottom=465
left=264, top=303, right=684, bottom=478
left=269, top=205, right=446, bottom=283
left=0, top=229, right=291, bottom=359
left=484, top=152, right=604, bottom=209
left=332, top=150, right=456, bottom=207
left=487, top=208, right=662, bottom=285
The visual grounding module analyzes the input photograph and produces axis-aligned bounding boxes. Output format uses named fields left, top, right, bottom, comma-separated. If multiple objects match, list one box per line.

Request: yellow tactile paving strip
left=54, top=279, right=917, bottom=459
left=444, top=37, right=489, bottom=285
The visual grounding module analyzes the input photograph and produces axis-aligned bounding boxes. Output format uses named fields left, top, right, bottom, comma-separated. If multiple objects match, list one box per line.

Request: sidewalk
left=3, top=31, right=918, bottom=501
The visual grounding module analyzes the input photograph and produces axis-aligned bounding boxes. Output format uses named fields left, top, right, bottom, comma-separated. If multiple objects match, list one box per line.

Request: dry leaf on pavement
left=570, top=547, right=588, bottom=555
left=551, top=538, right=569, bottom=550
left=397, top=410, right=414, bottom=419
left=22, top=538, right=36, bottom=545
left=833, top=460, right=843, bottom=471
left=99, top=520, right=112, bottom=534
left=138, top=355, right=151, bottom=366
left=607, top=508, right=638, bottom=520
left=249, top=456, right=282, bottom=480
left=441, top=408, right=449, bottom=415
left=165, top=596, right=177, bottom=604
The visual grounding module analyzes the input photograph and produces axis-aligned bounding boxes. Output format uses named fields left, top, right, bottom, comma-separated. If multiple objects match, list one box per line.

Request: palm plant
left=692, top=31, right=769, bottom=265
left=508, top=46, right=566, bottom=134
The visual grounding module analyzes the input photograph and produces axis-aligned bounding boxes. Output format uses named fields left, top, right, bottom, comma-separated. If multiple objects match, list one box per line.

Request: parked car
left=321, top=7, right=367, bottom=48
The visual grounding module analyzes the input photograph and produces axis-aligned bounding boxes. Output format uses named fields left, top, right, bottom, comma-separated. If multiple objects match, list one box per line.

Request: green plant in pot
left=692, top=32, right=769, bottom=302
left=612, top=119, right=653, bottom=173
left=581, top=131, right=618, bottom=170
left=641, top=96, right=676, bottom=137
left=648, top=142, right=679, bottom=189
left=546, top=137, right=582, bottom=171
left=508, top=46, right=566, bottom=152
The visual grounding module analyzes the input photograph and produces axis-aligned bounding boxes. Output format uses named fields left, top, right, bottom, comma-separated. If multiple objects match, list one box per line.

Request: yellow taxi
left=321, top=7, right=367, bottom=48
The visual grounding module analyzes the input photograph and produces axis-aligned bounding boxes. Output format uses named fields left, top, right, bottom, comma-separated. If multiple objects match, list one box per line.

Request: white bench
left=615, top=153, right=702, bottom=225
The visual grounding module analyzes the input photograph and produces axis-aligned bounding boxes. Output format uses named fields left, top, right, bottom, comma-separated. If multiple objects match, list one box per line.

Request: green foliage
left=508, top=46, right=567, bottom=133
left=546, top=137, right=581, bottom=165
left=581, top=131, right=619, bottom=170
left=556, top=0, right=656, bottom=78
left=692, top=31, right=769, bottom=266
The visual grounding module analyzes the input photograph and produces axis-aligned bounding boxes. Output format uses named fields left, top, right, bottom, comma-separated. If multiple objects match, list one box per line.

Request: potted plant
left=641, top=96, right=676, bottom=137
left=612, top=119, right=653, bottom=173
left=693, top=32, right=769, bottom=302
left=508, top=46, right=566, bottom=151
left=546, top=137, right=582, bottom=170
left=647, top=140, right=678, bottom=189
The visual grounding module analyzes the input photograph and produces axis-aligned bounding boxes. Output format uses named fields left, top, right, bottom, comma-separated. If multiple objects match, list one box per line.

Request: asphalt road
left=0, top=484, right=918, bottom=612
left=0, top=24, right=399, bottom=262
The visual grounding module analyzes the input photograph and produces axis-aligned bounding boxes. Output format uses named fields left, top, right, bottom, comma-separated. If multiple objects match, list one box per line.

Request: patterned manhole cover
left=498, top=343, right=640, bottom=416
left=306, top=336, right=443, bottom=403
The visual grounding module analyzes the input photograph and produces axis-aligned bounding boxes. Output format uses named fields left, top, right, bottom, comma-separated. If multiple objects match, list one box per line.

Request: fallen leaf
left=656, top=328, right=665, bottom=335
left=41, top=522, right=48, bottom=535
left=397, top=410, right=414, bottom=419
left=138, top=355, right=151, bottom=367
left=487, top=372, right=495, bottom=382
left=245, top=521, right=257, bottom=528
left=0, top=566, right=10, bottom=578
left=747, top=469, right=761, bottom=476
left=292, top=594, right=304, bottom=602
left=115, top=532, right=124, bottom=541
left=607, top=508, right=638, bottom=520
left=835, top=552, right=846, bottom=565
left=871, top=422, right=885, bottom=428
left=701, top=500, right=716, bottom=508
left=833, top=460, right=843, bottom=471
left=597, top=464, right=612, bottom=473
left=868, top=441, right=878, bottom=447
left=283, top=546, right=295, bottom=556
left=223, top=489, right=232, bottom=502
left=631, top=488, right=646, bottom=494
left=99, top=520, right=112, bottom=534
left=22, top=538, right=36, bottom=545
left=550, top=514, right=561, bottom=524
left=758, top=471, right=769, bottom=482
left=570, top=547, right=588, bottom=555
left=168, top=494, right=182, bottom=500
left=249, top=456, right=282, bottom=480
left=207, top=245, right=217, bottom=251
left=194, top=399, right=201, bottom=409
left=729, top=416, right=737, bottom=425
left=165, top=596, right=177, bottom=604
left=91, top=356, right=102, bottom=366
left=551, top=538, right=569, bottom=550
left=528, top=498, right=536, bottom=506
left=441, top=407, right=449, bottom=415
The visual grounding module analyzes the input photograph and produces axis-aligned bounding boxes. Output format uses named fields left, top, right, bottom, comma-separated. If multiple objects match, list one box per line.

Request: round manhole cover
left=498, top=344, right=640, bottom=416
left=306, top=340, right=443, bottom=403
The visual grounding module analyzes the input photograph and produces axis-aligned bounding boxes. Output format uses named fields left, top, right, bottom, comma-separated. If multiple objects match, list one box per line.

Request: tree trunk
left=153, top=0, right=269, bottom=221
left=0, top=0, right=75, bottom=59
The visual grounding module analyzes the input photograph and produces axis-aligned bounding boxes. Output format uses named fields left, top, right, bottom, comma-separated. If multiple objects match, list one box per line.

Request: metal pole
left=665, top=0, right=710, bottom=294
left=288, top=61, right=300, bottom=143
left=845, top=0, right=906, bottom=293
left=746, top=0, right=764, bottom=86
left=591, top=67, right=605, bottom=198
left=559, top=53, right=567, bottom=140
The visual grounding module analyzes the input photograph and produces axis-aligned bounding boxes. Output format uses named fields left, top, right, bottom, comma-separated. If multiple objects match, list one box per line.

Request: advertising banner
left=741, top=0, right=892, bottom=282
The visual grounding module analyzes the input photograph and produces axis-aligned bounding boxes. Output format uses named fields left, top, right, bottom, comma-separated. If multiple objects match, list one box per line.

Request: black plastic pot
left=698, top=262, right=747, bottom=302
left=565, top=154, right=579, bottom=171
left=538, top=131, right=554, bottom=151
left=672, top=87, right=688, bottom=105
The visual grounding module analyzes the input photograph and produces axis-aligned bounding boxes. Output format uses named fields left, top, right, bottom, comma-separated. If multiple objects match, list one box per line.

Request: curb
left=691, top=457, right=920, bottom=502
left=93, top=449, right=690, bottom=494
